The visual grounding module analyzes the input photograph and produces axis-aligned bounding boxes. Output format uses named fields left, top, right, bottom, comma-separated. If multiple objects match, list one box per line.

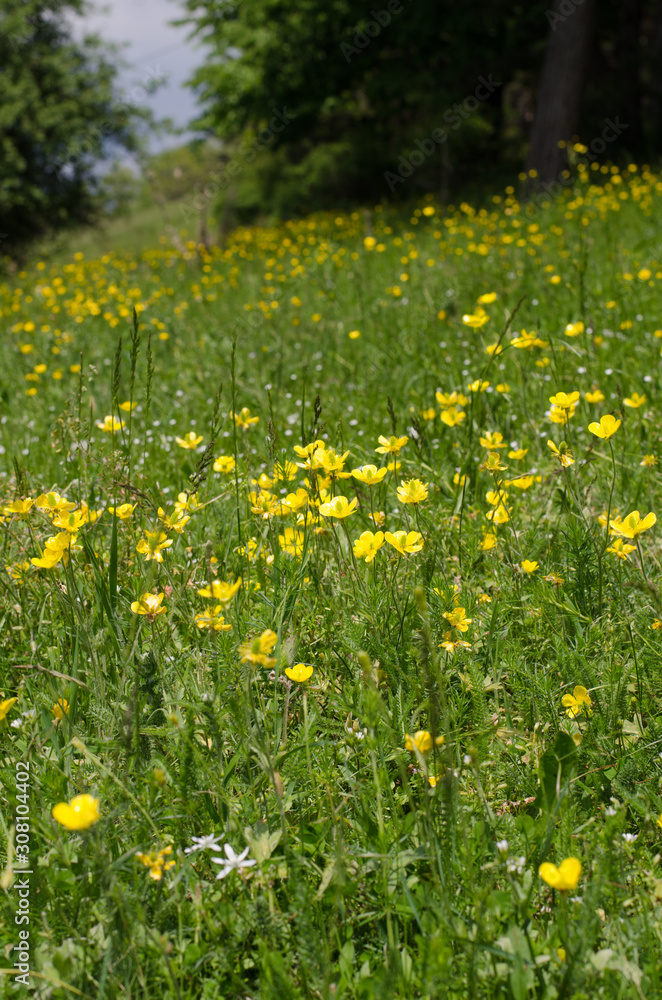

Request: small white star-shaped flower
left=184, top=833, right=224, bottom=855
left=211, top=844, right=257, bottom=880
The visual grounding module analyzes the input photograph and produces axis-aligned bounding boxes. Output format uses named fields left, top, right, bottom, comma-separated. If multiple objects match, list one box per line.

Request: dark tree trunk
left=526, top=0, right=597, bottom=183
left=615, top=0, right=643, bottom=150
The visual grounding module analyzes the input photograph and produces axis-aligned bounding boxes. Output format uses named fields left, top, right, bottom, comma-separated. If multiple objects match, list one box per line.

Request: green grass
left=2, top=162, right=662, bottom=999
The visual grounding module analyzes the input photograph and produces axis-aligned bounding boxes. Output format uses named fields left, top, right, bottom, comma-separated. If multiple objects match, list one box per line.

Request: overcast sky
left=77, top=0, right=206, bottom=149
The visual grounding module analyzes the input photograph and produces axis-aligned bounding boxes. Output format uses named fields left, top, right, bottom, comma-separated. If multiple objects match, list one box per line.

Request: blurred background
left=1, top=0, right=660, bottom=252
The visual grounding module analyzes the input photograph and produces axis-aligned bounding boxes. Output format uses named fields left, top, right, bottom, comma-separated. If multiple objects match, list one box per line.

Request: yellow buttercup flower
left=375, top=434, right=408, bottom=455
left=549, top=391, right=580, bottom=409
left=547, top=440, right=575, bottom=467
left=564, top=321, right=584, bottom=337
left=521, top=560, right=539, bottom=574
left=107, top=503, right=136, bottom=521
left=510, top=330, right=548, bottom=349
left=480, top=431, right=506, bottom=450
left=384, top=530, right=424, bottom=555
left=588, top=414, right=621, bottom=440
left=136, top=846, right=175, bottom=881
left=197, top=578, right=241, bottom=602
left=136, top=531, right=173, bottom=563
left=609, top=510, right=656, bottom=539
left=539, top=857, right=581, bottom=891
left=0, top=698, right=18, bottom=722
left=238, top=629, right=278, bottom=667
left=508, top=448, right=528, bottom=460
left=285, top=663, right=314, bottom=683
left=232, top=407, right=259, bottom=429
left=351, top=464, right=387, bottom=485
left=623, top=392, right=646, bottom=409
left=157, top=508, right=190, bottom=533
left=396, top=479, right=429, bottom=504
left=436, top=391, right=468, bottom=409
left=443, top=607, right=472, bottom=632
left=35, top=492, right=76, bottom=514
left=279, top=527, right=305, bottom=557
left=96, top=415, right=125, bottom=433
left=607, top=539, right=636, bottom=559
left=405, top=730, right=444, bottom=754
left=131, top=592, right=167, bottom=618
left=585, top=389, right=605, bottom=403
left=175, top=431, right=203, bottom=450
left=214, top=455, right=236, bottom=473
left=52, top=794, right=100, bottom=831
left=353, top=530, right=384, bottom=563
left=194, top=605, right=232, bottom=631
left=477, top=291, right=497, bottom=304
left=52, top=698, right=69, bottom=721
left=319, top=496, right=357, bottom=519
left=118, top=400, right=137, bottom=413
left=640, top=454, right=657, bottom=467
left=462, top=311, right=489, bottom=329
left=562, top=685, right=592, bottom=718
left=249, top=491, right=279, bottom=519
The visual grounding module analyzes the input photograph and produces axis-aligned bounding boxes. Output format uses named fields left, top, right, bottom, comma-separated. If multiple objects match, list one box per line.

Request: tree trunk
left=526, top=0, right=597, bottom=183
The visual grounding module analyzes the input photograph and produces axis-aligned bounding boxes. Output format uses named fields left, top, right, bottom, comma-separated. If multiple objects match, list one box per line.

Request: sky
left=76, top=0, right=206, bottom=150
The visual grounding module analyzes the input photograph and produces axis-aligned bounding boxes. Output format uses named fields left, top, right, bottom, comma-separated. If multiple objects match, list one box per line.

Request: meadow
left=2, top=154, right=662, bottom=998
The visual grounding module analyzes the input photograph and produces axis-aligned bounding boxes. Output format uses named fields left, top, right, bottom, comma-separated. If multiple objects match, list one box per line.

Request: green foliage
left=0, top=0, right=148, bottom=247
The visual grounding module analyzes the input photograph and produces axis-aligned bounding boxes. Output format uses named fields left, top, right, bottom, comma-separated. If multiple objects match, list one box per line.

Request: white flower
left=622, top=833, right=638, bottom=844
left=211, top=844, right=257, bottom=880
left=506, top=856, right=526, bottom=875
left=496, top=839, right=509, bottom=854
left=184, top=833, right=224, bottom=855
left=463, top=754, right=472, bottom=766
left=604, top=806, right=617, bottom=817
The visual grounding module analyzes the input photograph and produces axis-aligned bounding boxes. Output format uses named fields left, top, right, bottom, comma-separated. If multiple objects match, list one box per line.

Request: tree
left=0, top=0, right=149, bottom=249
left=526, top=0, right=598, bottom=183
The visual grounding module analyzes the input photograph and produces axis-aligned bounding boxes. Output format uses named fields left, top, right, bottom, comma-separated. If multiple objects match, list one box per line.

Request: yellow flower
left=107, top=503, right=136, bottom=521
left=539, top=857, right=582, bottom=891
left=607, top=539, right=636, bottom=559
left=462, top=311, right=489, bottom=329
left=3, top=498, right=35, bottom=518
left=96, top=415, right=125, bottom=433
left=640, top=454, right=657, bottom=467
left=385, top=530, right=424, bottom=555
left=320, top=447, right=350, bottom=475
left=547, top=440, right=575, bottom=467
left=521, top=560, right=539, bottom=574
left=274, top=459, right=298, bottom=482
left=52, top=508, right=94, bottom=532
left=405, top=730, right=444, bottom=754
left=477, top=292, right=497, bottom=304
left=440, top=407, right=465, bottom=427
left=562, top=685, right=592, bottom=718
left=443, top=607, right=472, bottom=632
left=131, top=592, right=167, bottom=618
left=510, top=330, right=548, bottom=349
left=136, top=846, right=175, bottom=881
left=194, top=605, right=232, bottom=631
left=468, top=379, right=490, bottom=392
left=197, top=578, right=241, bottom=602
left=174, top=492, right=198, bottom=513
left=348, top=330, right=361, bottom=340
left=118, top=400, right=137, bottom=413
left=156, top=508, right=189, bottom=533
left=480, top=430, right=507, bottom=450
left=0, top=698, right=18, bottom=722
left=436, top=391, right=468, bottom=409
left=281, top=488, right=309, bottom=514
left=481, top=531, right=497, bottom=551
left=249, top=491, right=280, bottom=519
left=285, top=663, right=314, bottom=682
left=375, top=434, right=408, bottom=455
left=485, top=504, right=510, bottom=524
left=238, top=629, right=278, bottom=667
left=319, top=496, right=357, bottom=519
left=585, top=390, right=605, bottom=403
left=35, top=492, right=76, bottom=513
left=279, top=527, right=305, bottom=557
left=351, top=464, right=388, bottom=485
left=52, top=793, right=100, bottom=831
left=353, top=530, right=384, bottom=563
left=396, top=479, right=429, bottom=504
left=549, top=391, right=580, bottom=409
left=231, top=407, right=259, bottom=429
left=480, top=452, right=508, bottom=473
left=508, top=448, right=528, bottom=460
left=136, top=531, right=173, bottom=563
left=657, top=812, right=662, bottom=830
left=564, top=321, right=584, bottom=337
left=52, top=698, right=69, bottom=721
left=175, top=431, right=203, bottom=450
left=609, top=510, right=656, bottom=539
left=623, top=392, right=646, bottom=409
left=507, top=475, right=534, bottom=490
left=214, top=455, right=236, bottom=473
left=588, top=414, right=621, bottom=440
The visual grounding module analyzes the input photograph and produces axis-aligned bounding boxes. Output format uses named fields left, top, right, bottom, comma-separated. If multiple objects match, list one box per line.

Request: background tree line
left=3, top=0, right=662, bottom=249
